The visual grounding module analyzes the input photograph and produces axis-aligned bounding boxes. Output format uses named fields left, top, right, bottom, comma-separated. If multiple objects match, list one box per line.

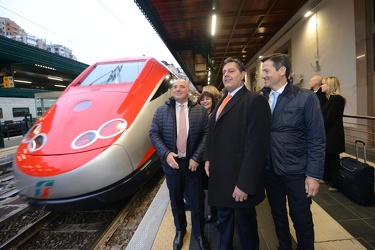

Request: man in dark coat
left=149, top=79, right=209, bottom=250
left=204, top=57, right=271, bottom=249
left=261, top=53, right=326, bottom=250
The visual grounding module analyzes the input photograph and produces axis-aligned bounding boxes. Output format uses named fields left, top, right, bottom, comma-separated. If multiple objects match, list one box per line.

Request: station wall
left=249, top=0, right=364, bottom=116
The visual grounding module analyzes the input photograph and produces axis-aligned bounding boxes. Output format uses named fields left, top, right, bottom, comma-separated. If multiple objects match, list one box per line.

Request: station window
left=12, top=107, right=30, bottom=118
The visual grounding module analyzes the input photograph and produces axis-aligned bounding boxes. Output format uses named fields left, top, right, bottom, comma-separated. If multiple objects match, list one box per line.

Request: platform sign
left=3, top=76, right=14, bottom=88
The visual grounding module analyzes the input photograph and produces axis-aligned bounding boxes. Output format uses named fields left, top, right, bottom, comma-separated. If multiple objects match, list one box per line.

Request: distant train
left=12, top=57, right=176, bottom=211
left=0, top=94, right=57, bottom=137
left=0, top=97, right=36, bottom=137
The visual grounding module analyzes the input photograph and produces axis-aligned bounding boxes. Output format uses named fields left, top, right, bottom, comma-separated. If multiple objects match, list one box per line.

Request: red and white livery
left=13, top=57, right=176, bottom=210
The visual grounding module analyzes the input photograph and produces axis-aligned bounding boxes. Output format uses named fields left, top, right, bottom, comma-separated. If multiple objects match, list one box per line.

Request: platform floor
left=128, top=168, right=375, bottom=250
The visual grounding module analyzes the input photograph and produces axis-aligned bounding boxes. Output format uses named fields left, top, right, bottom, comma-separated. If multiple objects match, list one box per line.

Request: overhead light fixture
left=14, top=80, right=32, bottom=84
left=259, top=55, right=263, bottom=59
left=48, top=76, right=63, bottom=81
left=356, top=54, right=365, bottom=59
left=54, top=84, right=66, bottom=88
left=304, top=11, right=313, bottom=17
left=211, top=14, right=217, bottom=36
left=35, top=64, right=56, bottom=70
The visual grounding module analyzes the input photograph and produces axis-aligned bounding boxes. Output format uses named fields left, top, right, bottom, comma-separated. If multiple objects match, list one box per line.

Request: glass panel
left=79, top=61, right=146, bottom=86
left=12, top=107, right=30, bottom=117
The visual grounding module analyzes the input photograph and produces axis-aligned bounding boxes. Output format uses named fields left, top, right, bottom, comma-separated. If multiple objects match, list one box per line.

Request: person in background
left=191, top=91, right=201, bottom=103
left=261, top=53, right=326, bottom=250
left=198, top=91, right=216, bottom=116
left=309, top=75, right=326, bottom=107
left=204, top=57, right=271, bottom=249
left=149, top=79, right=209, bottom=250
left=321, top=76, right=346, bottom=192
left=197, top=91, right=218, bottom=226
left=202, top=85, right=222, bottom=102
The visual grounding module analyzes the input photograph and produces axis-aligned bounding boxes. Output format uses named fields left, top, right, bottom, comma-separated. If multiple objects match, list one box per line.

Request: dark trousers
left=266, top=170, right=314, bottom=250
left=325, top=153, right=340, bottom=188
left=217, top=206, right=259, bottom=250
left=165, top=159, right=205, bottom=238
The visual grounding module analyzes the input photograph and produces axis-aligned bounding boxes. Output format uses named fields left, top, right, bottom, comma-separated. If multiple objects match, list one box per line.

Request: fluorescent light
left=54, top=84, right=66, bottom=88
left=14, top=80, right=32, bottom=84
left=304, top=11, right=312, bottom=17
left=356, top=54, right=365, bottom=59
left=211, top=14, right=217, bottom=36
left=48, top=76, right=63, bottom=81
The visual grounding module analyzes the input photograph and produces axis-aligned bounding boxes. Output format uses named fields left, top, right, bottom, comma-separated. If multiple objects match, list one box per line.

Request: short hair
left=223, top=57, right=246, bottom=82
left=198, top=91, right=217, bottom=110
left=223, top=57, right=246, bottom=73
left=260, top=53, right=291, bottom=79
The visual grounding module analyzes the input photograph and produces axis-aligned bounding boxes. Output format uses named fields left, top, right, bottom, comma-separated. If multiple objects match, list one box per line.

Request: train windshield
left=79, top=61, right=146, bottom=86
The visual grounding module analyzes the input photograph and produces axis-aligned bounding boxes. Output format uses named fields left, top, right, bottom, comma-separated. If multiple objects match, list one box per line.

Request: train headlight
left=98, top=119, right=127, bottom=139
left=71, top=119, right=127, bottom=149
left=23, top=124, right=42, bottom=143
left=71, top=130, right=98, bottom=149
left=28, top=133, right=47, bottom=152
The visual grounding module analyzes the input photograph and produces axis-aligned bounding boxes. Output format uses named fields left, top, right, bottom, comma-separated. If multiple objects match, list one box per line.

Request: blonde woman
left=202, top=85, right=222, bottom=101
left=321, top=76, right=346, bottom=192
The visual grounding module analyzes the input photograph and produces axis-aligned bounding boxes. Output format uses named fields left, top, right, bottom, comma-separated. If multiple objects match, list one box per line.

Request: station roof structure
left=135, top=0, right=321, bottom=90
left=0, top=35, right=89, bottom=91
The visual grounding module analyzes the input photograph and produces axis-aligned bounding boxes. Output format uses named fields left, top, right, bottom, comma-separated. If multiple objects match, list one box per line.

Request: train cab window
left=0, top=108, right=3, bottom=119
left=79, top=61, right=146, bottom=86
left=150, top=74, right=176, bottom=101
left=13, top=107, right=30, bottom=117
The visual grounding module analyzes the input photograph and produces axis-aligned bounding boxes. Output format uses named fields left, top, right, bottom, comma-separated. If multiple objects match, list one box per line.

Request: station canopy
left=135, top=0, right=321, bottom=90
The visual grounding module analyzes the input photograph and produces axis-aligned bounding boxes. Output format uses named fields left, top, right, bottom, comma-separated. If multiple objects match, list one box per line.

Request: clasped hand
left=166, top=152, right=199, bottom=171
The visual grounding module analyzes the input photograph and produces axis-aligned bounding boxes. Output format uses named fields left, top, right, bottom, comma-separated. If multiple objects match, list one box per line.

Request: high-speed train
left=12, top=57, right=176, bottom=211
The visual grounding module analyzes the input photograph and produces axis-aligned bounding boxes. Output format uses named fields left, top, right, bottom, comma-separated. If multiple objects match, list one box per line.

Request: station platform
left=128, top=158, right=375, bottom=250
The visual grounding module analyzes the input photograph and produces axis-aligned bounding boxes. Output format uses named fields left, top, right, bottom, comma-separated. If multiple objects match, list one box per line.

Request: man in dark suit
left=261, top=53, right=326, bottom=250
left=204, top=57, right=271, bottom=249
left=149, top=79, right=209, bottom=250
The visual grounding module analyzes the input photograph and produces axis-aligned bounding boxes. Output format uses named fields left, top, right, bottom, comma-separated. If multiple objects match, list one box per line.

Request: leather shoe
left=196, top=234, right=209, bottom=250
left=204, top=214, right=217, bottom=223
left=173, top=230, right=186, bottom=250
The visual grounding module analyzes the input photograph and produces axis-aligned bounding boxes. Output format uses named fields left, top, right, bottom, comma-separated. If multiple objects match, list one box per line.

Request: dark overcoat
left=321, top=94, right=346, bottom=154
left=204, top=86, right=271, bottom=208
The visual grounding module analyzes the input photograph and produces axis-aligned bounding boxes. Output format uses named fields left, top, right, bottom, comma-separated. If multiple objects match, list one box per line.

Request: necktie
left=271, top=92, right=280, bottom=112
left=217, top=94, right=232, bottom=117
left=177, top=104, right=187, bottom=154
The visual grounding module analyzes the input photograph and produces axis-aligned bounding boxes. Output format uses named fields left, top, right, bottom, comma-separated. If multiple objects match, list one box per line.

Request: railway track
left=0, top=168, right=165, bottom=249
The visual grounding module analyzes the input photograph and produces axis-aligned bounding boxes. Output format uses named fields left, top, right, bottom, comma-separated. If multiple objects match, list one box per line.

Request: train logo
left=12, top=57, right=176, bottom=211
left=35, top=180, right=54, bottom=198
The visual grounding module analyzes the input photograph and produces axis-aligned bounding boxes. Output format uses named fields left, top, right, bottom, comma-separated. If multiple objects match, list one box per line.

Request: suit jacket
left=264, top=83, right=326, bottom=179
left=149, top=98, right=208, bottom=174
left=204, top=86, right=271, bottom=208
left=321, top=94, right=346, bottom=154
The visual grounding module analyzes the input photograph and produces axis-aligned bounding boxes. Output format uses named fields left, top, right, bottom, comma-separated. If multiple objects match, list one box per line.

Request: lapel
left=216, top=85, right=246, bottom=121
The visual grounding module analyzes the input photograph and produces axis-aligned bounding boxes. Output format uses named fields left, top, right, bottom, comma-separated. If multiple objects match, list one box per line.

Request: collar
left=271, top=82, right=287, bottom=95
left=175, top=101, right=188, bottom=107
left=227, top=85, right=244, bottom=97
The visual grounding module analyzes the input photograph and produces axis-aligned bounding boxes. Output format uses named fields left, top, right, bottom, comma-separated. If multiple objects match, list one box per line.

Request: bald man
left=150, top=79, right=209, bottom=250
left=309, top=75, right=326, bottom=107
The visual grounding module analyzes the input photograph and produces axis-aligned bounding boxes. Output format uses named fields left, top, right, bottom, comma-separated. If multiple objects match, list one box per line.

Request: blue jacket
left=262, top=83, right=326, bottom=179
left=149, top=97, right=208, bottom=174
